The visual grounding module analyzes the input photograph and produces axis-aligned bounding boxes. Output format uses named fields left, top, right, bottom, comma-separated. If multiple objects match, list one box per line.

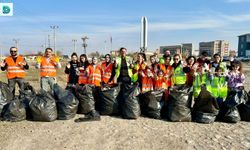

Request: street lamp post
left=72, top=39, right=77, bottom=52
left=13, top=38, right=20, bottom=48
left=81, top=36, right=89, bottom=54
left=50, top=25, right=59, bottom=53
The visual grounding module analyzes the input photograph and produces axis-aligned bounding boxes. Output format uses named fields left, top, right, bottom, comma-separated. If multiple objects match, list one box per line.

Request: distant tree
left=37, top=51, right=43, bottom=56
left=88, top=51, right=100, bottom=58
left=55, top=50, right=63, bottom=56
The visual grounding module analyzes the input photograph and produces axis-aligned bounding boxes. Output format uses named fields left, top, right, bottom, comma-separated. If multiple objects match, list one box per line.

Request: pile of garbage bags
left=0, top=81, right=249, bottom=123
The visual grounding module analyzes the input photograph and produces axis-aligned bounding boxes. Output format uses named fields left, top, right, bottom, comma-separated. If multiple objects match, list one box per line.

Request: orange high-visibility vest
left=40, top=56, right=57, bottom=77
left=159, top=64, right=172, bottom=87
left=5, top=56, right=26, bottom=79
left=101, top=62, right=114, bottom=84
left=154, top=77, right=168, bottom=90
left=78, top=69, right=88, bottom=84
left=141, top=76, right=154, bottom=93
left=87, top=65, right=102, bottom=87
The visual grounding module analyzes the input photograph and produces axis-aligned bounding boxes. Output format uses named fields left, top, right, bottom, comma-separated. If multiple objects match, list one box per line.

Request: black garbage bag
left=238, top=102, right=250, bottom=121
left=121, top=84, right=141, bottom=119
left=194, top=111, right=218, bottom=124
left=0, top=81, right=13, bottom=116
left=99, top=85, right=120, bottom=115
left=29, top=90, right=57, bottom=122
left=19, top=82, right=36, bottom=119
left=219, top=89, right=247, bottom=123
left=53, top=84, right=79, bottom=120
left=75, top=84, right=95, bottom=114
left=2, top=98, right=26, bottom=122
left=192, top=87, right=219, bottom=123
left=140, top=89, right=164, bottom=119
left=167, top=85, right=192, bottom=122
left=223, top=106, right=241, bottom=123
left=237, top=91, right=250, bottom=121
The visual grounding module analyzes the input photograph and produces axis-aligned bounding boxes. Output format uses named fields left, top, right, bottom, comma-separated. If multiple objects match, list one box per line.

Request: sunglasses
left=174, top=58, right=179, bottom=60
left=10, top=51, right=17, bottom=53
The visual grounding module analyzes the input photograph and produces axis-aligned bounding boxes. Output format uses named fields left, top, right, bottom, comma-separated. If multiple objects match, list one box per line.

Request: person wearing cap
left=35, top=48, right=61, bottom=92
left=101, top=54, right=115, bottom=85
left=0, top=46, right=29, bottom=95
left=65, top=52, right=79, bottom=88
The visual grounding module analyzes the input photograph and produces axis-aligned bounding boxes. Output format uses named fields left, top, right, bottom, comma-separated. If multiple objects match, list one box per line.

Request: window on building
left=241, top=37, right=245, bottom=42
left=247, top=35, right=250, bottom=42
left=241, top=44, right=244, bottom=49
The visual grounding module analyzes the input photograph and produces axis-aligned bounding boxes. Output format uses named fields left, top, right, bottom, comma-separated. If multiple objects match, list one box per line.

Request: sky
left=0, top=0, right=250, bottom=55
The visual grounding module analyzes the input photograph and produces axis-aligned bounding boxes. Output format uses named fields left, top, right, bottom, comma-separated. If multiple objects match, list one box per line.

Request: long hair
left=232, top=61, right=243, bottom=74
left=79, top=54, right=90, bottom=68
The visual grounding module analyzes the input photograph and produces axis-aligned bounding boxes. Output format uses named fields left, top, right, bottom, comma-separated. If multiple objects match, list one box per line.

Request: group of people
left=1, top=47, right=61, bottom=94
left=0, top=47, right=245, bottom=106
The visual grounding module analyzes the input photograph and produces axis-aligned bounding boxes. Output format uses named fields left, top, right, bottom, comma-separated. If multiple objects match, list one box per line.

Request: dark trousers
left=8, top=78, right=25, bottom=96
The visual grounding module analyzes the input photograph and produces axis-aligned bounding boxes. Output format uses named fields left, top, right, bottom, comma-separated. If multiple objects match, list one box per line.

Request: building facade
left=199, top=40, right=229, bottom=57
left=238, top=33, right=250, bottom=57
left=160, top=43, right=192, bottom=56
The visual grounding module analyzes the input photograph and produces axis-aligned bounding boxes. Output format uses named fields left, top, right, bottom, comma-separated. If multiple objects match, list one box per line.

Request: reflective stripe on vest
left=193, top=74, right=201, bottom=98
left=141, top=77, right=154, bottom=93
left=172, top=65, right=186, bottom=85
left=115, top=57, right=133, bottom=80
left=159, top=64, right=172, bottom=87
left=40, top=57, right=57, bottom=77
left=5, top=56, right=26, bottom=79
left=210, top=76, right=228, bottom=98
left=101, top=62, right=113, bottom=84
left=132, top=62, right=147, bottom=83
left=78, top=72, right=88, bottom=84
left=155, top=77, right=168, bottom=90
left=88, top=65, right=102, bottom=86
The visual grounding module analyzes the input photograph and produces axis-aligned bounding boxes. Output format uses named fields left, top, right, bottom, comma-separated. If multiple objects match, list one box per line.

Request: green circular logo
left=3, top=5, right=10, bottom=14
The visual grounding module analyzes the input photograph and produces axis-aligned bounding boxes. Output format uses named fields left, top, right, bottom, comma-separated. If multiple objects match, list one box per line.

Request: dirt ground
left=0, top=61, right=249, bottom=150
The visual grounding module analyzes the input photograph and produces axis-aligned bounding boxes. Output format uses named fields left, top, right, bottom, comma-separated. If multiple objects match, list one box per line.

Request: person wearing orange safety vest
left=78, top=54, right=90, bottom=85
left=86, top=57, right=102, bottom=87
left=154, top=70, right=168, bottom=90
left=35, top=48, right=61, bottom=92
left=141, top=67, right=154, bottom=93
left=131, top=53, right=147, bottom=89
left=101, top=54, right=115, bottom=85
left=1, top=47, right=29, bottom=95
left=149, top=55, right=160, bottom=74
left=159, top=54, right=172, bottom=88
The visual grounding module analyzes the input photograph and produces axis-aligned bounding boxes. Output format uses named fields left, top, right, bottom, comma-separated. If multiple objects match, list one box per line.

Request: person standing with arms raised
left=35, top=48, right=61, bottom=92
left=1, top=47, right=29, bottom=95
left=114, top=47, right=135, bottom=84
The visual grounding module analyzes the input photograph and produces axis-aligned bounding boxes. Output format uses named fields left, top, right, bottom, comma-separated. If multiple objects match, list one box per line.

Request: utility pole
left=13, top=38, right=20, bottom=48
left=50, top=25, right=59, bottom=53
left=81, top=36, right=89, bottom=54
left=48, top=34, right=51, bottom=48
left=72, top=39, right=77, bottom=52
left=104, top=40, right=107, bottom=52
